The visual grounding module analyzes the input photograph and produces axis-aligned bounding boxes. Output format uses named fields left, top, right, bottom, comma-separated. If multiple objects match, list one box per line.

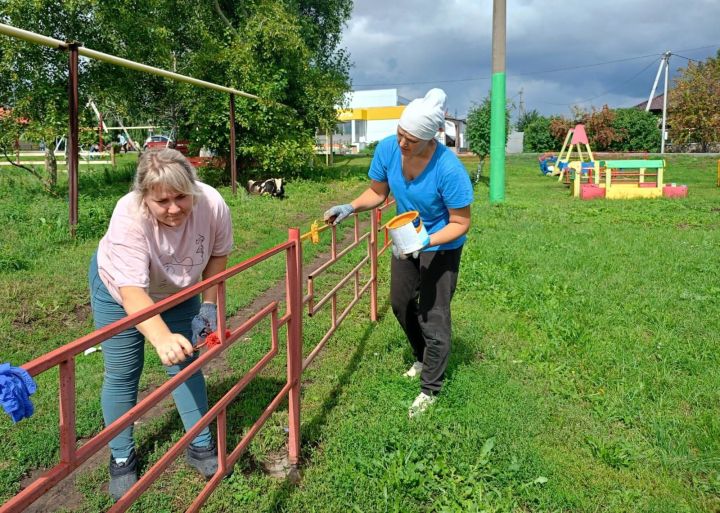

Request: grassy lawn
left=1, top=153, right=719, bottom=512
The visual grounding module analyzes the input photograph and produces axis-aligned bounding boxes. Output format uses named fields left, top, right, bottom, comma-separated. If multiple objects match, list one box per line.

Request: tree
left=581, top=105, right=620, bottom=150
left=0, top=0, right=102, bottom=187
left=516, top=109, right=541, bottom=132
left=1, top=0, right=353, bottom=185
left=668, top=51, right=720, bottom=152
left=609, top=108, right=659, bottom=152
left=466, top=96, right=510, bottom=181
left=524, top=116, right=560, bottom=152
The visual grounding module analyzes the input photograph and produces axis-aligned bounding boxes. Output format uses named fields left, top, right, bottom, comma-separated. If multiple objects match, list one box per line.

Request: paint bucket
left=387, top=211, right=428, bottom=254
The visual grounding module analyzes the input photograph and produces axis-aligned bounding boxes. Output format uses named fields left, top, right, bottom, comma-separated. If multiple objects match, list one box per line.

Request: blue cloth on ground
left=0, top=363, right=37, bottom=423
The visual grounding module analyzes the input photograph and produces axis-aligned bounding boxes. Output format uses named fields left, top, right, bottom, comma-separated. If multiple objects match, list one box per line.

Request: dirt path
left=20, top=216, right=370, bottom=512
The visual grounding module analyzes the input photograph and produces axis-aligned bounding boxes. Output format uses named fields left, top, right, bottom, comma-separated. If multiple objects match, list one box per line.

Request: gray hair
left=133, top=149, right=201, bottom=209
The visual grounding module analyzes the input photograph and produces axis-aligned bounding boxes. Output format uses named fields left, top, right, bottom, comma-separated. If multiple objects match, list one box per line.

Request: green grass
left=1, top=153, right=719, bottom=512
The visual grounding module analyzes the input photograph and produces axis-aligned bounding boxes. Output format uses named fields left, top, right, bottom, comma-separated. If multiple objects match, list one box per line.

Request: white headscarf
left=398, top=88, right=447, bottom=141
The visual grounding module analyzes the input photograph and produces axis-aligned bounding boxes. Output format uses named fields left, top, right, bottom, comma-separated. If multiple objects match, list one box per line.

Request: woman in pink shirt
left=88, top=149, right=233, bottom=500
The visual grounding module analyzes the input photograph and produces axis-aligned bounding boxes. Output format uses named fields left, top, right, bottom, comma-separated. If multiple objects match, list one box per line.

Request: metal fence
left=2, top=203, right=395, bottom=512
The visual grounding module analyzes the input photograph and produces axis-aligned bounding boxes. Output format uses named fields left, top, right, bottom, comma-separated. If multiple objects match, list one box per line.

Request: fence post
left=229, top=94, right=237, bottom=196
left=58, top=358, right=76, bottom=464
left=370, top=207, right=379, bottom=321
left=67, top=42, right=79, bottom=238
left=286, top=228, right=303, bottom=466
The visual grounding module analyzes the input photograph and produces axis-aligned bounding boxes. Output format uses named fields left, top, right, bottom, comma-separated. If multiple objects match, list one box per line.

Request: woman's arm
left=350, top=180, right=390, bottom=213
left=427, top=206, right=471, bottom=247
left=119, top=286, right=193, bottom=365
left=200, top=255, right=228, bottom=304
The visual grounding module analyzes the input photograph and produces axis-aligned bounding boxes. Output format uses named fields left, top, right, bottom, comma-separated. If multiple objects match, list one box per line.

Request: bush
left=524, top=117, right=558, bottom=152
left=197, top=166, right=228, bottom=188
left=609, top=109, right=660, bottom=152
left=516, top=109, right=542, bottom=132
left=360, top=140, right=378, bottom=156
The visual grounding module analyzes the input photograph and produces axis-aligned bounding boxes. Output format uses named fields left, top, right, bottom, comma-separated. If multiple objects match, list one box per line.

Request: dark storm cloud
left=342, top=0, right=720, bottom=119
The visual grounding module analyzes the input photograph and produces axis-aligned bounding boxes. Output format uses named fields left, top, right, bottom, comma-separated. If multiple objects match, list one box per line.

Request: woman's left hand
left=191, top=303, right=217, bottom=345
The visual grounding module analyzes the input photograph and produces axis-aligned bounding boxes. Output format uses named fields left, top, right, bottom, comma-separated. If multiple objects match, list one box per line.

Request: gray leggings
left=89, top=254, right=211, bottom=459
left=390, top=247, right=462, bottom=395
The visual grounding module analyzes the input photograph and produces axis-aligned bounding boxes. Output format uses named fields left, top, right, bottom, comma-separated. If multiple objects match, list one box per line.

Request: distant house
left=316, top=88, right=467, bottom=154
left=634, top=93, right=666, bottom=114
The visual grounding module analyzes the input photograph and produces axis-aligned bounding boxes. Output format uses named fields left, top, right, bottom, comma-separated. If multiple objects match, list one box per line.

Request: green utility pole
left=489, top=0, right=506, bottom=203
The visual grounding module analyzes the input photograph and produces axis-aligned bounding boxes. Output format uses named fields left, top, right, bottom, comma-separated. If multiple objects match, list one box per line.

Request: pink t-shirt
left=97, top=182, right=234, bottom=304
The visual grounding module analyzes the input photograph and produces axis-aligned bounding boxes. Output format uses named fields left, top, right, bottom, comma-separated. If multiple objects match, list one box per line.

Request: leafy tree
left=516, top=109, right=541, bottom=132
left=466, top=96, right=510, bottom=181
left=581, top=105, right=620, bottom=150
left=609, top=108, right=659, bottom=152
left=0, top=0, right=102, bottom=187
left=524, top=116, right=559, bottom=152
left=1, top=0, right=353, bottom=185
left=668, top=51, right=720, bottom=152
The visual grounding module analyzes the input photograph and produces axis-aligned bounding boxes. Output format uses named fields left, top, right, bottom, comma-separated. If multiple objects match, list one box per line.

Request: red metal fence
left=2, top=203, right=394, bottom=512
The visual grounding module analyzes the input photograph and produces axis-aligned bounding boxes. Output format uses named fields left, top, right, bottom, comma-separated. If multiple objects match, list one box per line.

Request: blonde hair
left=133, top=149, right=201, bottom=210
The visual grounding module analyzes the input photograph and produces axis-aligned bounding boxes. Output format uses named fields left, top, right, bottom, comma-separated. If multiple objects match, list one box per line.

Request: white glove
left=323, top=204, right=354, bottom=225
left=391, top=233, right=431, bottom=260
left=392, top=244, right=419, bottom=260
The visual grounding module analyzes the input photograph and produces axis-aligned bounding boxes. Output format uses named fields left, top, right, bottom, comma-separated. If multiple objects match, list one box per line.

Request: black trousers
left=390, top=247, right=462, bottom=395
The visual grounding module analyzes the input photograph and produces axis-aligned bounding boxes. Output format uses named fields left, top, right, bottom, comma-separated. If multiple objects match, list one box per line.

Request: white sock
left=115, top=457, right=128, bottom=465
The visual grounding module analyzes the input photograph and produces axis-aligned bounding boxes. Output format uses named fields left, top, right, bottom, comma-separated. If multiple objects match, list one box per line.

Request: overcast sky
left=341, top=0, right=720, bottom=121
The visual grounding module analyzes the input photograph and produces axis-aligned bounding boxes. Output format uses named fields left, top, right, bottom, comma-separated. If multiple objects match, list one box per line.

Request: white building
left=317, top=88, right=467, bottom=154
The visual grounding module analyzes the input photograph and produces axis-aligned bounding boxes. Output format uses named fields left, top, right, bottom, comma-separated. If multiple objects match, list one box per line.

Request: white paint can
left=387, top=211, right=428, bottom=254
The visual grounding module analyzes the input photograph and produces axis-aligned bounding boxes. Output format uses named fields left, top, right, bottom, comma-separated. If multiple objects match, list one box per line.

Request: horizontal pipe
left=308, top=232, right=370, bottom=279
left=0, top=22, right=259, bottom=100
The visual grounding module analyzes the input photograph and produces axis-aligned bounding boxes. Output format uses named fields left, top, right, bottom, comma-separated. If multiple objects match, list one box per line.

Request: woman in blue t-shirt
left=324, top=88, right=474, bottom=418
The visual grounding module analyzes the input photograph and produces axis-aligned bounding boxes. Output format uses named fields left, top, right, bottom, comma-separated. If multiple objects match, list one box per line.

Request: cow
left=246, top=178, right=285, bottom=198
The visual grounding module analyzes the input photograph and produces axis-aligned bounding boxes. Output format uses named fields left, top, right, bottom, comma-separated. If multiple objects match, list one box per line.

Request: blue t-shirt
left=369, top=135, right=474, bottom=251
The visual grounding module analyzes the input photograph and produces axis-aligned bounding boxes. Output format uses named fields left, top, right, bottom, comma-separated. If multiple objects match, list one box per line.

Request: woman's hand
left=323, top=204, right=354, bottom=225
left=152, top=334, right=194, bottom=366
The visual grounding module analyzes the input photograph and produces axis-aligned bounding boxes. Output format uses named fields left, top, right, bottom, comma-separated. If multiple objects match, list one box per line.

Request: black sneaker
left=109, top=450, right=138, bottom=501
left=186, top=440, right=218, bottom=479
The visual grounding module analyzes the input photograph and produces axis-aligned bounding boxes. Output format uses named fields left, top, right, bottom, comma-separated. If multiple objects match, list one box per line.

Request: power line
left=350, top=44, right=720, bottom=93
left=352, top=50, right=670, bottom=89
left=673, top=54, right=701, bottom=63
left=537, top=58, right=659, bottom=106
left=510, top=52, right=662, bottom=77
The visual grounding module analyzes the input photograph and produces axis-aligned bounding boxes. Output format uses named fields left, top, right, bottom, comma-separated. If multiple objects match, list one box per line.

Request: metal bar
left=217, top=408, right=227, bottom=474
left=216, top=281, right=227, bottom=340
left=11, top=306, right=277, bottom=513
left=0, top=23, right=260, bottom=100
left=0, top=464, right=73, bottom=513
left=370, top=208, right=379, bottom=321
left=22, top=241, right=293, bottom=375
left=303, top=280, right=372, bottom=370
left=67, top=43, right=79, bottom=237
left=307, top=232, right=370, bottom=279
left=286, top=229, right=302, bottom=465
left=108, top=314, right=279, bottom=512
left=661, top=53, right=669, bottom=154
left=98, top=112, right=104, bottom=151
left=229, top=94, right=237, bottom=195
left=71, top=300, right=277, bottom=462
left=58, top=359, right=76, bottom=465
left=310, top=255, right=369, bottom=315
